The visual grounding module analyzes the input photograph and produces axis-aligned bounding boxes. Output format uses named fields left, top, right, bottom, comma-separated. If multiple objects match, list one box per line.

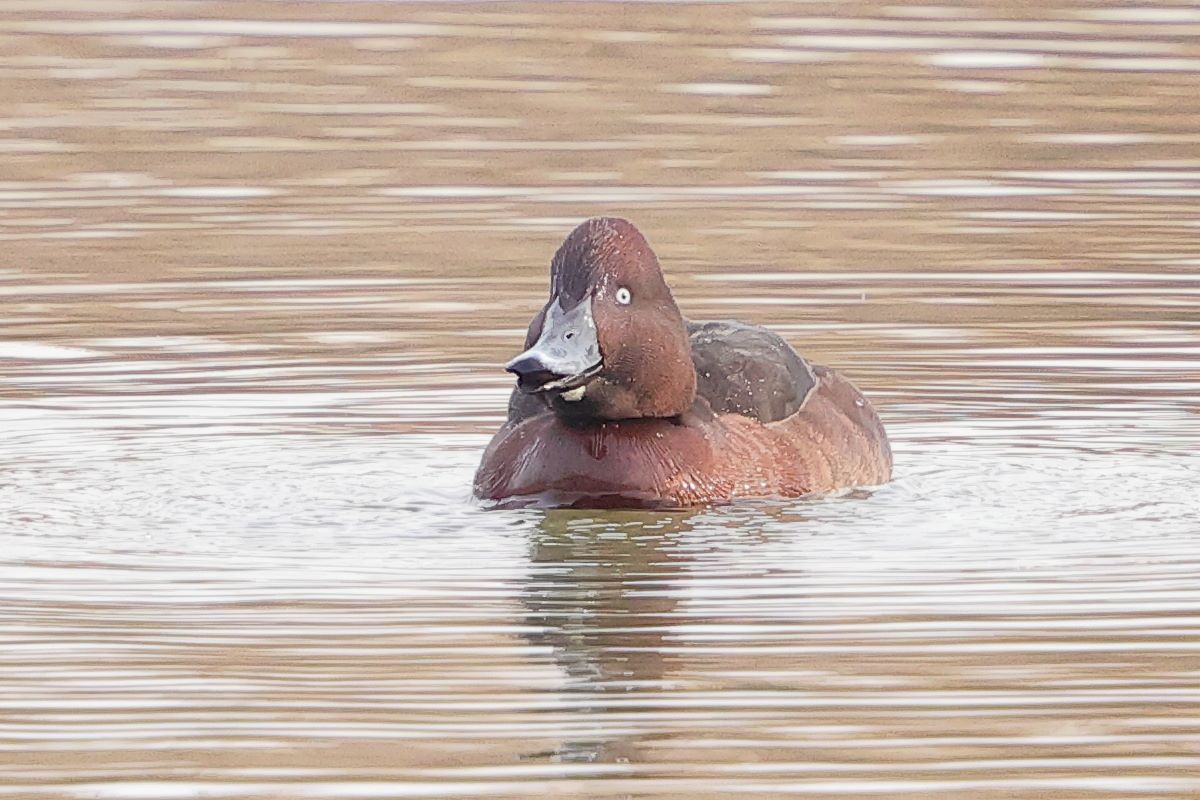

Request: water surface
left=1, top=1, right=1199, bottom=797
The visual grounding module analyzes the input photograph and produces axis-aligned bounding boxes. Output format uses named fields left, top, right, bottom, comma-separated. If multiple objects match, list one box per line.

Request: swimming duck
left=474, top=217, right=891, bottom=507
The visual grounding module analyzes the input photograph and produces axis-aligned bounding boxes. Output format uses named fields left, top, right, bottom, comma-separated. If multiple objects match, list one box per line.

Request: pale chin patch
left=560, top=385, right=586, bottom=402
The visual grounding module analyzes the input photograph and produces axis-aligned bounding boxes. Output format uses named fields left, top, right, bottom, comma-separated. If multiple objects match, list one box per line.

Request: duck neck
left=554, top=338, right=697, bottom=423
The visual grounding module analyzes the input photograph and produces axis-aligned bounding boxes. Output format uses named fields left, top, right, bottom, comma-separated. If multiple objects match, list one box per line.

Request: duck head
left=506, top=217, right=697, bottom=421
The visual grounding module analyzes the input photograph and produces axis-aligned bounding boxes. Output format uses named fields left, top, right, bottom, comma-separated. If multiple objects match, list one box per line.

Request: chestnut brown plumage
left=475, top=217, right=892, bottom=508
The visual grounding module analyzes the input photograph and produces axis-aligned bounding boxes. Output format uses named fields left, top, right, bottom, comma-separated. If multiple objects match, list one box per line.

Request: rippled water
left=2, top=1, right=1199, bottom=797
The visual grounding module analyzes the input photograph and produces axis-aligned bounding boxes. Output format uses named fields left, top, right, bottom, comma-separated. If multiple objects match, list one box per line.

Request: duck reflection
left=520, top=505, right=799, bottom=765
left=525, top=511, right=696, bottom=678
left=521, top=509, right=698, bottom=764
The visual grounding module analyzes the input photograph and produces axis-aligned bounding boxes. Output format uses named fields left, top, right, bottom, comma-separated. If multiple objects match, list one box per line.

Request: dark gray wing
left=687, top=320, right=816, bottom=424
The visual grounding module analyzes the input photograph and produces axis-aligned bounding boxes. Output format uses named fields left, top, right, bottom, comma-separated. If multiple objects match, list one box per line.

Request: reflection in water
left=2, top=0, right=1200, bottom=797
left=524, top=511, right=697, bottom=765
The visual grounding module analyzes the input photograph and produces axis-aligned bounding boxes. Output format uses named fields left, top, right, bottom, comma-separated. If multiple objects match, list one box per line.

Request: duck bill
left=505, top=296, right=602, bottom=395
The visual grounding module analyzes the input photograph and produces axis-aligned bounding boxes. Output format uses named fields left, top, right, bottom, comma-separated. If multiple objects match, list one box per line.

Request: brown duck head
left=506, top=217, right=697, bottom=421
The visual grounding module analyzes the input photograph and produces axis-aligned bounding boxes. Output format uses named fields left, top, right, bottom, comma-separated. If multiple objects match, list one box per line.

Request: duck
left=474, top=217, right=891, bottom=508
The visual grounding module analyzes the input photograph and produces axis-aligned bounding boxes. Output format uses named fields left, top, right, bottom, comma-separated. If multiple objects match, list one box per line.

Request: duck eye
left=615, top=287, right=632, bottom=305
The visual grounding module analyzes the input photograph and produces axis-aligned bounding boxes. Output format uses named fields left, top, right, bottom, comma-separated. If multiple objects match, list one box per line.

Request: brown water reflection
left=2, top=1, right=1199, bottom=798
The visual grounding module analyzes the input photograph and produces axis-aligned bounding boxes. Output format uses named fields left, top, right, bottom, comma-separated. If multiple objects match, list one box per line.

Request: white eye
left=615, top=286, right=632, bottom=305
